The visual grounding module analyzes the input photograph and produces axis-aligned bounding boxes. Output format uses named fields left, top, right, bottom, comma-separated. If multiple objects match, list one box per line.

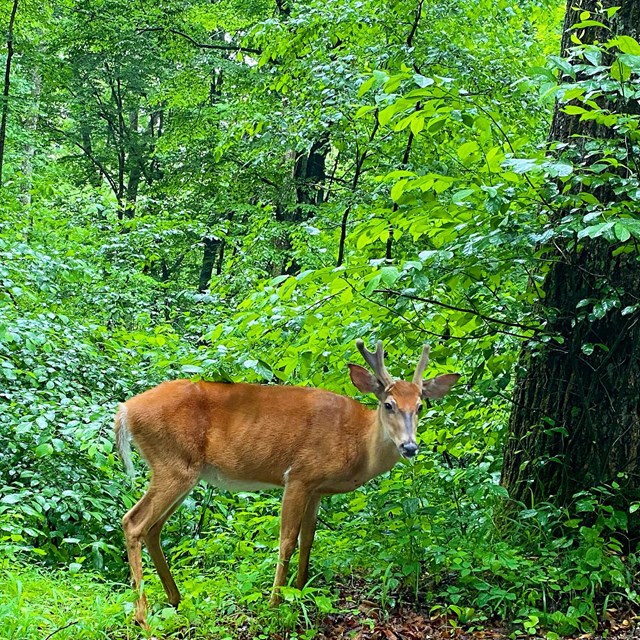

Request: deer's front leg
left=297, top=494, right=321, bottom=589
left=270, top=481, right=309, bottom=606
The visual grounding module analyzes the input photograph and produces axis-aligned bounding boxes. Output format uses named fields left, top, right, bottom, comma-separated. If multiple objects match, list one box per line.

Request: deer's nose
left=400, top=442, right=418, bottom=458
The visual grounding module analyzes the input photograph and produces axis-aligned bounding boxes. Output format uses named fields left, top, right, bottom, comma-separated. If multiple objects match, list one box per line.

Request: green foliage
left=0, top=0, right=639, bottom=637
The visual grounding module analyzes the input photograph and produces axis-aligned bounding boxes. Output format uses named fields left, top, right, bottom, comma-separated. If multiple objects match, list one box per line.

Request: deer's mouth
left=399, top=442, right=418, bottom=458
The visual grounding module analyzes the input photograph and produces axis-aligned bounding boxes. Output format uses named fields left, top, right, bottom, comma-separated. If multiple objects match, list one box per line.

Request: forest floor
left=313, top=606, right=640, bottom=640
left=303, top=579, right=640, bottom=640
left=2, top=566, right=638, bottom=640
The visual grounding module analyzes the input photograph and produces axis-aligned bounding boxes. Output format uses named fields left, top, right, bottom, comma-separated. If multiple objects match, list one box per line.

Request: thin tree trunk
left=277, top=136, right=329, bottom=275
left=198, top=236, right=220, bottom=292
left=0, top=0, right=19, bottom=187
left=337, top=116, right=378, bottom=267
left=293, top=133, right=329, bottom=220
left=19, top=67, right=40, bottom=205
left=124, top=106, right=141, bottom=217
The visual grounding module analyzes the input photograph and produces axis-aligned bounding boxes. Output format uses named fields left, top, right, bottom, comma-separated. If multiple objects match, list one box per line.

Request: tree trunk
left=275, top=135, right=329, bottom=275
left=502, top=240, right=640, bottom=505
left=0, top=0, right=19, bottom=187
left=124, top=106, right=142, bottom=217
left=198, top=236, right=220, bottom=292
left=19, top=67, right=40, bottom=205
left=293, top=133, right=328, bottom=220
left=502, top=0, right=640, bottom=522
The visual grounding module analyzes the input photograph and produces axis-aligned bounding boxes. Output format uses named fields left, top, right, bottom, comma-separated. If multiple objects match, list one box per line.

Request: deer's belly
left=200, top=464, right=281, bottom=492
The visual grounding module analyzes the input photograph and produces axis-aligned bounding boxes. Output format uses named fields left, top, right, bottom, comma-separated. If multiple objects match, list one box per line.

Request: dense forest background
left=0, top=0, right=639, bottom=637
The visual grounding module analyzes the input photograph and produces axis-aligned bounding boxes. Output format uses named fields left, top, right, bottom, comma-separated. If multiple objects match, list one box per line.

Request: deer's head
left=349, top=339, right=459, bottom=459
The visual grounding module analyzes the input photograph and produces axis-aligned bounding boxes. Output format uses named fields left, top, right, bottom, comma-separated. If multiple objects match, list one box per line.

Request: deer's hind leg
left=122, top=467, right=198, bottom=627
left=143, top=487, right=193, bottom=607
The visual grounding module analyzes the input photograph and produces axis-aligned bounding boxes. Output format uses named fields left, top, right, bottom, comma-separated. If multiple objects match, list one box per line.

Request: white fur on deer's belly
left=200, top=465, right=281, bottom=492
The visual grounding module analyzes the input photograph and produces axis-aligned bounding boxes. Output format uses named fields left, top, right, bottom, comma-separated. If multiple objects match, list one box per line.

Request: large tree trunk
left=502, top=0, right=640, bottom=522
left=0, top=0, right=19, bottom=187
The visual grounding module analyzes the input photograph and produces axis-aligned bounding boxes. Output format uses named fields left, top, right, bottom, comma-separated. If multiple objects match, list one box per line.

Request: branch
left=227, top=156, right=280, bottom=188
left=375, top=288, right=540, bottom=333
left=406, top=0, right=425, bottom=47
left=336, top=112, right=380, bottom=266
left=387, top=107, right=418, bottom=262
left=137, top=27, right=262, bottom=56
left=44, top=124, right=120, bottom=199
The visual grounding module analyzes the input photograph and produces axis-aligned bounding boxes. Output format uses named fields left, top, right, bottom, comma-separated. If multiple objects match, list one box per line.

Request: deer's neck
left=363, top=407, right=401, bottom=481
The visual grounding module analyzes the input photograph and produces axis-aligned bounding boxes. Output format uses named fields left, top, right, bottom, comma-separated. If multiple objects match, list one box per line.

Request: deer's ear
left=349, top=364, right=385, bottom=397
left=421, top=373, right=460, bottom=399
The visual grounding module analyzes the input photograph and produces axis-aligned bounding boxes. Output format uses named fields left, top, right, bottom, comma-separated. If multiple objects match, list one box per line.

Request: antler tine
left=356, top=339, right=394, bottom=387
left=412, top=344, right=431, bottom=385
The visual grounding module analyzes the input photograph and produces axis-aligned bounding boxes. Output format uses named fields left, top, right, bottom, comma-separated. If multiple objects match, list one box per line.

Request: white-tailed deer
left=115, top=339, right=459, bottom=626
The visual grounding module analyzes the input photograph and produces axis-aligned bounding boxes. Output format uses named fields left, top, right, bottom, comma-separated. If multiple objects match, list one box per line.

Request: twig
left=43, top=621, right=79, bottom=640
left=317, top=515, right=336, bottom=531
left=137, top=27, right=262, bottom=56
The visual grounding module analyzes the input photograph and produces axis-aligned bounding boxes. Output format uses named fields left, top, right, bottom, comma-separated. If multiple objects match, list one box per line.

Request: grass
left=0, top=565, right=136, bottom=640
left=0, top=560, right=340, bottom=640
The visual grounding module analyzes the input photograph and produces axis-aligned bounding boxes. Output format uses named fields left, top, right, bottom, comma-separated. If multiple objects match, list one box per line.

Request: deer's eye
left=384, top=401, right=393, bottom=411
left=417, top=403, right=423, bottom=414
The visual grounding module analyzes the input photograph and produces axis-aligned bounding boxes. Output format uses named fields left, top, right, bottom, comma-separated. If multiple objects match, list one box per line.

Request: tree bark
left=275, top=135, right=329, bottom=275
left=0, top=0, right=19, bottom=187
left=293, top=132, right=329, bottom=221
left=198, top=236, right=220, bottom=292
left=502, top=0, right=640, bottom=522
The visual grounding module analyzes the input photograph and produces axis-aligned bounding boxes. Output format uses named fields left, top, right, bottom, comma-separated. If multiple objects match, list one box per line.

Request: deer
left=114, top=339, right=460, bottom=627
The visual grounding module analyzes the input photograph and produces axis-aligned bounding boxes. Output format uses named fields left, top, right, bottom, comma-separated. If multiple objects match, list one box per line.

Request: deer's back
left=122, top=379, right=372, bottom=488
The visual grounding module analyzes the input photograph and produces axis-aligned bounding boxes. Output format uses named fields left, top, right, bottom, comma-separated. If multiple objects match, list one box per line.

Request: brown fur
left=116, top=361, right=459, bottom=627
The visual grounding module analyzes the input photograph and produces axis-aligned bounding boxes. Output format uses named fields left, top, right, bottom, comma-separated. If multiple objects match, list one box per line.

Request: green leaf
left=504, top=158, right=539, bottom=174
left=543, top=160, right=573, bottom=178
left=378, top=104, right=399, bottom=126
left=36, top=443, right=54, bottom=457
left=615, top=222, right=631, bottom=242
left=390, top=179, right=408, bottom=202
left=571, top=20, right=607, bottom=29
left=363, top=274, right=381, bottom=296
left=618, top=53, right=640, bottom=71
left=181, top=364, right=203, bottom=374
left=457, top=141, right=479, bottom=161
left=611, top=60, right=631, bottom=81
left=549, top=55, right=575, bottom=78
left=610, top=35, right=640, bottom=55
left=413, top=74, right=434, bottom=88
left=380, top=266, right=400, bottom=286
left=357, top=75, right=376, bottom=97
left=355, top=105, right=376, bottom=119
left=410, top=116, right=425, bottom=136
left=451, top=189, right=475, bottom=203
left=584, top=547, right=602, bottom=568
left=578, top=221, right=614, bottom=240
left=563, top=105, right=587, bottom=115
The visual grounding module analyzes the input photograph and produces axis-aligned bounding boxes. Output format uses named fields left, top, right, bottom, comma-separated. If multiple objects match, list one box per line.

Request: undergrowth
left=1, top=481, right=638, bottom=640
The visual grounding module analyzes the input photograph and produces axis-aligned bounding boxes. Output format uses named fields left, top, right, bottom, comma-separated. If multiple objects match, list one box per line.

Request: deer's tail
left=114, top=404, right=135, bottom=478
